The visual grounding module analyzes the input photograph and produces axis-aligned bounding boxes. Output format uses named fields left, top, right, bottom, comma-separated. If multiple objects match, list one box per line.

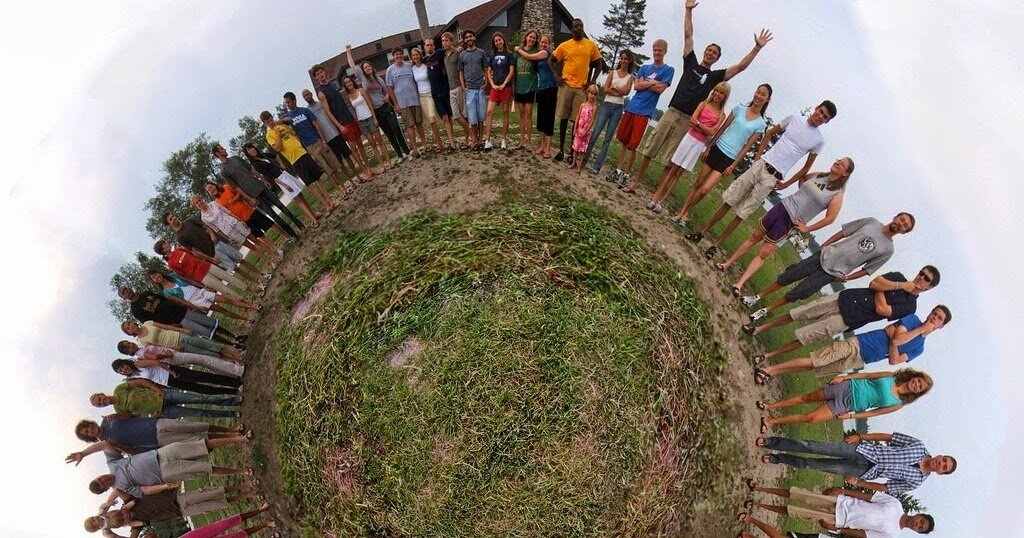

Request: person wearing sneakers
left=117, top=340, right=244, bottom=379
left=686, top=101, right=834, bottom=257
left=740, top=213, right=914, bottom=324
left=112, top=358, right=240, bottom=396
left=735, top=512, right=834, bottom=538
left=260, top=111, right=336, bottom=214
left=608, top=41, right=672, bottom=184
left=483, top=32, right=516, bottom=151
left=302, top=83, right=367, bottom=183
left=459, top=29, right=489, bottom=150
left=281, top=91, right=352, bottom=194
left=90, top=379, right=240, bottom=420
left=548, top=18, right=602, bottom=163
left=162, top=211, right=264, bottom=290
left=82, top=491, right=268, bottom=536
left=583, top=49, right=633, bottom=173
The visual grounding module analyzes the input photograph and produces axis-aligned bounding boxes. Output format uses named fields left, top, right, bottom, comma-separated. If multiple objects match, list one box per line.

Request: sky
left=1, top=1, right=1020, bottom=536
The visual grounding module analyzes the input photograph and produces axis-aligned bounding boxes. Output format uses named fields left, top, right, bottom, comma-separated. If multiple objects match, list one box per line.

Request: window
left=560, top=20, right=570, bottom=34
left=490, top=10, right=508, bottom=27
left=404, top=32, right=411, bottom=41
left=375, top=43, right=382, bottom=51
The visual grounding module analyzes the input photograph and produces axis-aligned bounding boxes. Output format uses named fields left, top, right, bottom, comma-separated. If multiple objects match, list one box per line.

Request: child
left=484, top=32, right=515, bottom=150
left=647, top=81, right=730, bottom=213
left=570, top=84, right=599, bottom=173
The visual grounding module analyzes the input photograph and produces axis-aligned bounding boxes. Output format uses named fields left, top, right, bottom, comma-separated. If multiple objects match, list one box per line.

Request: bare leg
left=734, top=242, right=778, bottom=289
left=290, top=194, right=318, bottom=225
left=657, top=167, right=685, bottom=204
left=650, top=165, right=677, bottom=202
left=630, top=155, right=653, bottom=186
left=710, top=216, right=745, bottom=248
left=699, top=203, right=732, bottom=235
left=484, top=101, right=497, bottom=142
left=764, top=405, right=835, bottom=428
left=762, top=357, right=814, bottom=376
left=723, top=231, right=765, bottom=270
left=210, top=303, right=247, bottom=321
left=738, top=513, right=788, bottom=538
left=428, top=121, right=443, bottom=151
left=763, top=339, right=801, bottom=359
left=763, top=388, right=826, bottom=412
left=501, top=103, right=511, bottom=142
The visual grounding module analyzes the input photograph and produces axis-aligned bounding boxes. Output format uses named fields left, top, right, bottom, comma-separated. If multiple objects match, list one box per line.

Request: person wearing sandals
left=647, top=81, right=729, bottom=213
left=177, top=507, right=279, bottom=538
left=212, top=143, right=304, bottom=240
left=162, top=212, right=264, bottom=290
left=441, top=32, right=473, bottom=149
left=756, top=431, right=957, bottom=495
left=73, top=416, right=244, bottom=455
left=339, top=76, right=389, bottom=173
left=118, top=285, right=237, bottom=347
left=204, top=181, right=285, bottom=257
left=260, top=111, right=338, bottom=213
left=734, top=512, right=834, bottom=538
left=191, top=195, right=280, bottom=267
left=672, top=84, right=771, bottom=227
left=511, top=30, right=540, bottom=151
left=238, top=145, right=319, bottom=228
left=311, top=65, right=371, bottom=180
left=281, top=91, right=355, bottom=193
left=719, top=157, right=853, bottom=296
left=523, top=34, right=556, bottom=158
left=91, top=379, right=240, bottom=420
left=387, top=48, right=430, bottom=158
left=149, top=267, right=258, bottom=323
left=83, top=491, right=266, bottom=536
left=756, top=368, right=932, bottom=434
left=410, top=47, right=445, bottom=153
left=112, top=357, right=240, bottom=396
left=685, top=101, right=834, bottom=257
left=610, top=40, right=672, bottom=185
left=121, top=318, right=245, bottom=362
left=154, top=240, right=251, bottom=300
left=549, top=18, right=602, bottom=163
left=424, top=38, right=459, bottom=153
left=117, top=340, right=244, bottom=378
left=754, top=305, right=949, bottom=384
left=346, top=44, right=412, bottom=162
left=568, top=85, right=599, bottom=172
left=583, top=49, right=634, bottom=174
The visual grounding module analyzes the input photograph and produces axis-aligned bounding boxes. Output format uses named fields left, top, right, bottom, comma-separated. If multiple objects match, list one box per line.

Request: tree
left=143, top=134, right=218, bottom=242
left=228, top=115, right=269, bottom=155
left=107, top=251, right=170, bottom=321
left=892, top=491, right=927, bottom=514
left=595, top=0, right=649, bottom=70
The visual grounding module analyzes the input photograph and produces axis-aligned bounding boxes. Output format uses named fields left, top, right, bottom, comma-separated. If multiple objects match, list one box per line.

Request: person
left=346, top=44, right=412, bottom=162
left=740, top=213, right=915, bottom=324
left=83, top=491, right=265, bottom=537
left=569, top=84, right=599, bottom=172
left=484, top=32, right=515, bottom=151
left=583, top=49, right=634, bottom=173
left=523, top=34, right=556, bottom=158
left=112, top=357, right=241, bottom=396
left=511, top=29, right=540, bottom=151
left=340, top=75, right=391, bottom=172
left=154, top=240, right=250, bottom=299
left=719, top=157, right=854, bottom=295
left=757, top=368, right=933, bottom=434
left=756, top=431, right=957, bottom=494
left=458, top=30, right=489, bottom=150
left=238, top=145, right=318, bottom=226
left=121, top=318, right=244, bottom=362
left=259, top=112, right=336, bottom=212
left=409, top=46, right=446, bottom=153
left=117, top=340, right=244, bottom=378
left=191, top=195, right=279, bottom=267
left=610, top=41, right=673, bottom=184
left=624, top=0, right=772, bottom=190
left=162, top=211, right=263, bottom=289
left=647, top=81, right=729, bottom=212
left=670, top=84, right=771, bottom=224
left=212, top=143, right=303, bottom=239
left=387, top=48, right=429, bottom=157
left=73, top=416, right=243, bottom=455
left=735, top=512, right=831, bottom=538
left=117, top=286, right=236, bottom=347
left=685, top=101, right=835, bottom=255
left=90, top=379, right=239, bottom=420
left=754, top=305, right=950, bottom=383
left=203, top=180, right=284, bottom=258
left=548, top=18, right=602, bottom=162
left=176, top=507, right=278, bottom=538
left=423, top=37, right=459, bottom=152
left=744, top=485, right=935, bottom=536
left=282, top=91, right=355, bottom=194
left=311, top=64, right=372, bottom=179
left=746, top=267, right=941, bottom=358
left=440, top=32, right=472, bottom=148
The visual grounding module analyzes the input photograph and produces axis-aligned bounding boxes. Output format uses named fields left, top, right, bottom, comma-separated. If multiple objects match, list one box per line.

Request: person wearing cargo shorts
left=744, top=486, right=935, bottom=536
left=548, top=18, right=602, bottom=162
left=441, top=32, right=472, bottom=147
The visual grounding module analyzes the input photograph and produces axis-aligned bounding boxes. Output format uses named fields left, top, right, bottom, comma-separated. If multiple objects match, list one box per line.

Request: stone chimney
left=413, top=0, right=430, bottom=41
left=521, top=0, right=553, bottom=39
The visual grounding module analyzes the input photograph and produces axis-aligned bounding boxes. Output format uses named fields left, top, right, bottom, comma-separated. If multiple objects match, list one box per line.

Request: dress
left=571, top=103, right=596, bottom=153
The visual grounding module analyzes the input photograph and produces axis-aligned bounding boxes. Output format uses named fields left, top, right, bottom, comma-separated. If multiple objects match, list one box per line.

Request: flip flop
left=622, top=186, right=636, bottom=193
left=704, top=246, right=719, bottom=259
left=759, top=417, right=770, bottom=434
left=754, top=368, right=772, bottom=385
left=743, top=499, right=754, bottom=510
left=714, top=263, right=726, bottom=272
left=761, top=454, right=778, bottom=464
left=741, top=324, right=756, bottom=336
left=752, top=354, right=766, bottom=365
left=732, top=286, right=741, bottom=297
left=685, top=232, right=704, bottom=243
left=745, top=477, right=758, bottom=490
left=755, top=400, right=767, bottom=411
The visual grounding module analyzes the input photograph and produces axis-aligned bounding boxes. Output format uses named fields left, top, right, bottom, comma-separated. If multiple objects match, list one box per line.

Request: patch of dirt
left=290, top=272, right=337, bottom=323
left=387, top=335, right=423, bottom=368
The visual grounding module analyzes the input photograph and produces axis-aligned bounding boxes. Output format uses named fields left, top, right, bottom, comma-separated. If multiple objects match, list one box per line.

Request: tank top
left=603, top=71, right=632, bottom=105
left=536, top=49, right=556, bottom=90
left=349, top=91, right=372, bottom=121
left=686, top=105, right=721, bottom=143
left=412, top=64, right=431, bottom=95
left=849, top=377, right=901, bottom=412
left=780, top=176, right=843, bottom=223
left=316, top=82, right=354, bottom=123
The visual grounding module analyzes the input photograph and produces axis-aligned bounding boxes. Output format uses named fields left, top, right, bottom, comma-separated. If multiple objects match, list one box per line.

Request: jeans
left=168, top=365, right=241, bottom=395
left=161, top=390, right=239, bottom=419
left=375, top=103, right=411, bottom=157
left=466, top=88, right=487, bottom=126
left=584, top=101, right=624, bottom=171
left=764, top=436, right=873, bottom=478
left=256, top=189, right=302, bottom=238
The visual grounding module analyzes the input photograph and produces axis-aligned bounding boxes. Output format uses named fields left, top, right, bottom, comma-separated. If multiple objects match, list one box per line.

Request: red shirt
left=166, top=247, right=210, bottom=282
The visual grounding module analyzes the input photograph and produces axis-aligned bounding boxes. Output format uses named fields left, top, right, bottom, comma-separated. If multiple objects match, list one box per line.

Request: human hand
left=828, top=376, right=845, bottom=385
left=774, top=180, right=786, bottom=190
left=754, top=29, right=774, bottom=49
left=844, top=475, right=859, bottom=485
left=723, top=164, right=735, bottom=176
left=685, top=0, right=699, bottom=10
left=66, top=452, right=84, bottom=465
left=824, top=487, right=843, bottom=496
left=836, top=274, right=849, bottom=283
left=166, top=481, right=182, bottom=489
left=843, top=433, right=861, bottom=444
left=818, top=519, right=837, bottom=531
left=345, top=45, right=352, bottom=51
left=339, top=124, right=348, bottom=134
left=794, top=219, right=810, bottom=233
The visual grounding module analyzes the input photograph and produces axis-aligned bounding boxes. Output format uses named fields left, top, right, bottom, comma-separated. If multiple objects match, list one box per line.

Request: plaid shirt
left=855, top=431, right=929, bottom=494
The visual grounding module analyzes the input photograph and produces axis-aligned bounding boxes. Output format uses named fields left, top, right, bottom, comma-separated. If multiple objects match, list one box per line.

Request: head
left=89, top=474, right=115, bottom=494
left=492, top=32, right=506, bottom=53
left=190, top=194, right=208, bottom=212
left=617, top=49, right=635, bottom=73
left=211, top=142, right=228, bottom=159
left=259, top=110, right=274, bottom=127
left=651, top=39, right=667, bottom=64
left=424, top=38, right=436, bottom=55
left=75, top=419, right=102, bottom=442
left=392, top=47, right=405, bottom=64
left=120, top=320, right=140, bottom=336
left=751, top=83, right=772, bottom=117
left=585, top=84, right=599, bottom=102
left=301, top=88, right=315, bottom=106
left=539, top=34, right=551, bottom=49
left=153, top=239, right=172, bottom=256
left=116, top=286, right=137, bottom=302
left=342, top=75, right=357, bottom=92
left=928, top=305, right=951, bottom=328
left=312, top=64, right=328, bottom=85
left=111, top=358, right=137, bottom=376
left=161, top=211, right=180, bottom=228
left=888, top=212, right=916, bottom=235
left=204, top=181, right=222, bottom=197
left=521, top=29, right=538, bottom=49
left=360, top=61, right=375, bottom=77
left=912, top=265, right=940, bottom=292
left=894, top=368, right=934, bottom=403
left=410, top=47, right=423, bottom=64
left=707, top=81, right=731, bottom=106
left=703, top=43, right=722, bottom=65
left=146, top=269, right=166, bottom=286
left=84, top=515, right=107, bottom=533
left=117, top=340, right=139, bottom=356
left=90, top=393, right=113, bottom=408
left=905, top=513, right=935, bottom=533
left=441, top=32, right=455, bottom=51
left=283, top=91, right=297, bottom=110
left=825, top=157, right=855, bottom=190
left=808, top=100, right=837, bottom=127
left=924, top=454, right=957, bottom=475
left=571, top=18, right=584, bottom=40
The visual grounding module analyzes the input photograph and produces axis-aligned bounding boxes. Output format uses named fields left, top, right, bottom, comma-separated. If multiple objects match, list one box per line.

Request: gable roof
left=450, top=0, right=519, bottom=36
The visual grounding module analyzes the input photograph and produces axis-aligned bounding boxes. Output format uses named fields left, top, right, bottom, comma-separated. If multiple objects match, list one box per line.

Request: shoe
left=553, top=151, right=564, bottom=162
left=566, top=153, right=574, bottom=165
left=675, top=219, right=687, bottom=229
left=484, top=139, right=493, bottom=151
left=261, top=273, right=273, bottom=283
left=618, top=174, right=631, bottom=188
left=276, top=248, right=285, bottom=256
left=742, top=323, right=757, bottom=336
left=741, top=294, right=761, bottom=308
left=749, top=308, right=767, bottom=322
left=646, top=201, right=656, bottom=210
left=500, top=138, right=508, bottom=150
left=653, top=203, right=663, bottom=214
left=607, top=169, right=621, bottom=183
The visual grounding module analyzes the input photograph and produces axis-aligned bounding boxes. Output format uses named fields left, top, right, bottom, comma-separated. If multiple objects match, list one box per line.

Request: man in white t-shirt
left=686, top=100, right=835, bottom=259
left=746, top=484, right=935, bottom=537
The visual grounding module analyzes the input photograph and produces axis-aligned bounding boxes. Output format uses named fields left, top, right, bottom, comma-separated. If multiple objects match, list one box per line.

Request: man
left=746, top=266, right=941, bottom=358
left=162, top=211, right=264, bottom=289
left=386, top=48, right=429, bottom=156
left=302, top=83, right=365, bottom=185
left=117, top=285, right=238, bottom=346
left=212, top=143, right=303, bottom=238
left=608, top=39, right=674, bottom=184
left=259, top=111, right=336, bottom=211
left=90, top=379, right=239, bottom=419
left=117, top=339, right=244, bottom=378
left=441, top=32, right=472, bottom=148
left=548, top=18, right=602, bottom=162
left=624, top=0, right=772, bottom=188
left=423, top=37, right=458, bottom=151
left=736, top=512, right=831, bottom=538
left=747, top=484, right=935, bottom=536
left=459, top=30, right=489, bottom=150
left=282, top=91, right=351, bottom=192
left=742, top=213, right=916, bottom=323
left=758, top=431, right=957, bottom=494
left=756, top=305, right=950, bottom=377
left=153, top=239, right=250, bottom=297
left=81, top=485, right=261, bottom=535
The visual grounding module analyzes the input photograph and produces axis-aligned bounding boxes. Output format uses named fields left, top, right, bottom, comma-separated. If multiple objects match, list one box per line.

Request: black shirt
left=423, top=50, right=449, bottom=94
left=176, top=218, right=215, bottom=257
left=248, top=153, right=283, bottom=180
left=316, top=81, right=355, bottom=123
left=130, top=292, right=186, bottom=324
left=667, top=50, right=726, bottom=115
left=837, top=272, right=918, bottom=330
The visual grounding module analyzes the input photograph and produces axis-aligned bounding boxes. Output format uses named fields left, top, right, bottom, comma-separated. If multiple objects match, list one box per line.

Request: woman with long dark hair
left=584, top=49, right=634, bottom=173
left=241, top=144, right=318, bottom=226
left=511, top=29, right=540, bottom=151
left=484, top=32, right=515, bottom=150
left=346, top=44, right=411, bottom=162
left=521, top=34, right=556, bottom=158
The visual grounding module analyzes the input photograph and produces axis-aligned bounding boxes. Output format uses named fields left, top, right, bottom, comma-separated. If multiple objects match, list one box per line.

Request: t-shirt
left=444, top=49, right=462, bottom=89
left=514, top=48, right=539, bottom=94
left=762, top=114, right=825, bottom=174
left=536, top=48, right=556, bottom=90
left=127, top=362, right=171, bottom=387
left=423, top=50, right=449, bottom=94
left=265, top=124, right=307, bottom=165
left=215, top=184, right=255, bottom=222
left=166, top=247, right=210, bottom=282
left=834, top=492, right=904, bottom=538
left=307, top=101, right=340, bottom=141
left=100, top=416, right=160, bottom=448
left=113, top=382, right=164, bottom=416
left=667, top=50, right=726, bottom=115
left=130, top=490, right=181, bottom=524
left=838, top=272, right=918, bottom=331
left=781, top=177, right=842, bottom=224
left=282, top=107, right=321, bottom=146
left=385, top=62, right=419, bottom=108
left=176, top=218, right=215, bottom=257
left=316, top=81, right=355, bottom=123
left=459, top=48, right=488, bottom=90
left=139, top=321, right=182, bottom=349
left=488, top=51, right=515, bottom=87
left=220, top=156, right=265, bottom=197
left=130, top=293, right=186, bottom=325
left=552, top=38, right=601, bottom=89
left=855, top=314, right=926, bottom=364
left=715, top=103, right=767, bottom=159
left=412, top=63, right=432, bottom=94
left=107, top=451, right=163, bottom=498
left=849, top=377, right=900, bottom=412
left=133, top=344, right=175, bottom=360
left=625, top=63, right=675, bottom=117
left=357, top=71, right=389, bottom=109
left=820, top=218, right=894, bottom=277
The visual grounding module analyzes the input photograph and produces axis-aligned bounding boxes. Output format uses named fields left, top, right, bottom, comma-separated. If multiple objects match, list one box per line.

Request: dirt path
left=242, top=149, right=784, bottom=535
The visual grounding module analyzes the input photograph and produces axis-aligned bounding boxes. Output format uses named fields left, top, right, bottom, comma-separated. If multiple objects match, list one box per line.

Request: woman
left=121, top=320, right=244, bottom=362
left=757, top=369, right=932, bottom=434
left=177, top=506, right=278, bottom=538
left=484, top=32, right=515, bottom=150
left=410, top=47, right=444, bottom=153
left=241, top=144, right=318, bottom=227
left=112, top=357, right=240, bottom=395
left=73, top=416, right=243, bottom=455
left=204, top=181, right=283, bottom=254
left=676, top=84, right=772, bottom=232
left=511, top=29, right=540, bottom=151
left=584, top=50, right=634, bottom=173
left=191, top=195, right=279, bottom=266
left=347, top=44, right=411, bottom=162
left=84, top=492, right=264, bottom=536
left=717, top=157, right=854, bottom=295
left=344, top=75, right=392, bottom=171
left=525, top=35, right=556, bottom=158
left=154, top=240, right=251, bottom=300
left=148, top=269, right=257, bottom=322
left=117, top=340, right=244, bottom=377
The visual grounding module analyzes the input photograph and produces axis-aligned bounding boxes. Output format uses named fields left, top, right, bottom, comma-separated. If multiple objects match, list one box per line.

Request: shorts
left=721, top=159, right=778, bottom=219
left=449, top=87, right=468, bottom=120
left=275, top=170, right=306, bottom=195
left=466, top=88, right=487, bottom=125
left=155, top=418, right=210, bottom=445
left=213, top=241, right=242, bottom=271
left=358, top=117, right=377, bottom=136
left=326, top=136, right=352, bottom=159
left=790, top=293, right=849, bottom=345
left=340, top=120, right=361, bottom=143
left=244, top=210, right=273, bottom=238
left=759, top=203, right=796, bottom=243
left=777, top=255, right=837, bottom=302
left=810, top=337, right=866, bottom=376
left=704, top=143, right=734, bottom=173
left=308, top=139, right=345, bottom=177
left=432, top=92, right=453, bottom=118
left=514, top=91, right=536, bottom=104
left=784, top=488, right=838, bottom=527
left=181, top=310, right=218, bottom=339
left=823, top=380, right=853, bottom=416
left=669, top=131, right=706, bottom=171
left=158, top=440, right=212, bottom=482
left=176, top=486, right=228, bottom=518
left=637, top=107, right=690, bottom=162
left=400, top=104, right=423, bottom=126
left=615, top=111, right=649, bottom=150
left=489, top=86, right=513, bottom=104
left=418, top=93, right=439, bottom=123
left=292, top=153, right=323, bottom=185
left=555, top=85, right=586, bottom=120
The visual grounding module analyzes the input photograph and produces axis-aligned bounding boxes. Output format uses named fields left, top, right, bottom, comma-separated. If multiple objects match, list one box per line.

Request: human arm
left=753, top=122, right=782, bottom=161
left=547, top=52, right=561, bottom=86
left=318, top=89, right=347, bottom=133
left=723, top=29, right=773, bottom=80
left=845, top=404, right=904, bottom=421
left=776, top=153, right=818, bottom=190
left=187, top=248, right=219, bottom=265
left=683, top=0, right=697, bottom=57
left=632, top=74, right=668, bottom=93
left=140, top=481, right=181, bottom=495
left=837, top=529, right=868, bottom=538
left=869, top=273, right=916, bottom=293
left=844, top=432, right=894, bottom=443
left=504, top=58, right=516, bottom=88
left=65, top=441, right=119, bottom=465
left=362, top=89, right=379, bottom=125
left=345, top=44, right=357, bottom=73
left=99, top=488, right=129, bottom=510
left=834, top=370, right=895, bottom=382
left=163, top=295, right=204, bottom=312
left=795, top=192, right=843, bottom=233
left=588, top=57, right=601, bottom=87
left=816, top=228, right=845, bottom=250
left=150, top=321, right=189, bottom=334
left=602, top=71, right=615, bottom=95
left=486, top=65, right=496, bottom=88
left=125, top=378, right=165, bottom=396
left=844, top=476, right=889, bottom=492
left=309, top=116, right=328, bottom=143
left=135, top=358, right=173, bottom=373
left=516, top=48, right=549, bottom=61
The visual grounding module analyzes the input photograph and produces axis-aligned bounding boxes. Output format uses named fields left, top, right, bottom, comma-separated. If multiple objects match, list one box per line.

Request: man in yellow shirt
left=548, top=18, right=602, bottom=163
left=260, top=110, right=335, bottom=214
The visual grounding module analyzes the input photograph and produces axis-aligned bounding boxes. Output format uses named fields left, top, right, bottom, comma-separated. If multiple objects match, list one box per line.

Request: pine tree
left=596, top=0, right=649, bottom=70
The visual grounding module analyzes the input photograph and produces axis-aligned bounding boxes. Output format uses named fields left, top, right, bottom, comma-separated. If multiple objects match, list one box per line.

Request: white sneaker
left=619, top=173, right=632, bottom=188
left=500, top=138, right=507, bottom=150
left=749, top=307, right=768, bottom=322
left=276, top=248, right=285, bottom=256
left=607, top=169, right=621, bottom=182
left=741, top=294, right=761, bottom=308
left=484, top=139, right=493, bottom=150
